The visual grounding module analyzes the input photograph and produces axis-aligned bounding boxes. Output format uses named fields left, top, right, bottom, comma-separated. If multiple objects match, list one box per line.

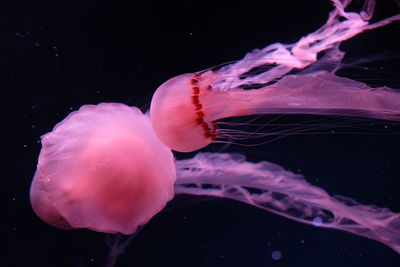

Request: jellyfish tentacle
left=175, top=153, right=400, bottom=254
left=212, top=0, right=400, bottom=90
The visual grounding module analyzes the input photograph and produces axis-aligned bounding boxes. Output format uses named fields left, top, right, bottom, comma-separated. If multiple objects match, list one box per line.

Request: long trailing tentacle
left=175, top=153, right=400, bottom=254
left=212, top=0, right=400, bottom=90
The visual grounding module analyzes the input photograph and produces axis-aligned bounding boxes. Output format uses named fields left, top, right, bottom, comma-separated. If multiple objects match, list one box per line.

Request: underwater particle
left=271, top=250, right=282, bottom=261
left=312, top=217, right=323, bottom=227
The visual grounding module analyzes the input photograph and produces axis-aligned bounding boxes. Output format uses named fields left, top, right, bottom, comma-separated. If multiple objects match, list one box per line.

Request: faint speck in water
left=312, top=216, right=323, bottom=227
left=271, top=250, right=282, bottom=261
left=52, top=46, right=60, bottom=57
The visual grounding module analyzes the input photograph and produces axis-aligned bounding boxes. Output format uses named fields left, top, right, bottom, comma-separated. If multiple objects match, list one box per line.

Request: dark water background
left=2, top=0, right=400, bottom=266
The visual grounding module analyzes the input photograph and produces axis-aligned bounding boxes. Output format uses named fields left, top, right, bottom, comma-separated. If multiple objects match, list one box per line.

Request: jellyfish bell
left=30, top=103, right=176, bottom=234
left=150, top=0, right=400, bottom=152
left=150, top=71, right=219, bottom=152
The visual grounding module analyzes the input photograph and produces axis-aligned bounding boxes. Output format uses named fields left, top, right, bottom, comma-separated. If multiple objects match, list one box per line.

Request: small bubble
left=312, top=216, right=323, bottom=227
left=271, top=250, right=282, bottom=261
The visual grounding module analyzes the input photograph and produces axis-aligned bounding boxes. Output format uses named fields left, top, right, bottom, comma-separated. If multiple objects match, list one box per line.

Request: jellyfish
left=30, top=101, right=400, bottom=255
left=150, top=0, right=400, bottom=152
left=30, top=103, right=176, bottom=234
left=29, top=0, right=400, bottom=263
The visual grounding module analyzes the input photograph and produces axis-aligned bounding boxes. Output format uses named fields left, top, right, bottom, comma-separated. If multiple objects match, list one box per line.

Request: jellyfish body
left=150, top=0, right=400, bottom=152
left=30, top=103, right=176, bottom=234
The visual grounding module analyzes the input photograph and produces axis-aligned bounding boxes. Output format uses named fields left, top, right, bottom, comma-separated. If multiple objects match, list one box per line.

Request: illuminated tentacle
left=175, top=153, right=400, bottom=254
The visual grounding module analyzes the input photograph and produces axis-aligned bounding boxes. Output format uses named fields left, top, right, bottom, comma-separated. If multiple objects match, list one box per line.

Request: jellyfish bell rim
left=30, top=169, right=74, bottom=230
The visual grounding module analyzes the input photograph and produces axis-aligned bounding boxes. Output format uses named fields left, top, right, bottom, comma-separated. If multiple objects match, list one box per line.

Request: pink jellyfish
left=29, top=0, right=400, bottom=262
left=30, top=103, right=400, bottom=253
left=30, top=103, right=176, bottom=234
left=150, top=0, right=400, bottom=152
left=30, top=102, right=400, bottom=255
